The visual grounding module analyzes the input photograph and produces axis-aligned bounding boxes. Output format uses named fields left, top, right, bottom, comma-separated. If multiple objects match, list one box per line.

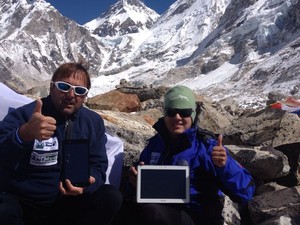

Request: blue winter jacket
left=139, top=118, right=255, bottom=210
left=0, top=96, right=108, bottom=204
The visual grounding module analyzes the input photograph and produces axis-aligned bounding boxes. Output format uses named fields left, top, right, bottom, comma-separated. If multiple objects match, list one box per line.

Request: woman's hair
left=192, top=101, right=202, bottom=127
left=51, top=62, right=91, bottom=89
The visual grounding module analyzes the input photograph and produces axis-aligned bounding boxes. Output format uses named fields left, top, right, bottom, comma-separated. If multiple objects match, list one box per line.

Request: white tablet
left=137, top=165, right=190, bottom=203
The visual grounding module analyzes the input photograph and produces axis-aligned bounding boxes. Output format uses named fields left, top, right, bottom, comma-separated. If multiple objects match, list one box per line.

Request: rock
left=87, top=90, right=141, bottom=112
left=248, top=186, right=300, bottom=225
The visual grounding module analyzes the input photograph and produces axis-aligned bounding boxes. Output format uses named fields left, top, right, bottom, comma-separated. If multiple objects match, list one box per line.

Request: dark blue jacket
left=139, top=118, right=255, bottom=211
left=0, top=96, right=107, bottom=204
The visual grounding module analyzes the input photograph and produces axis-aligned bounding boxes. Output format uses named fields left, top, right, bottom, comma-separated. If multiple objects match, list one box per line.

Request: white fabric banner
left=0, top=83, right=34, bottom=120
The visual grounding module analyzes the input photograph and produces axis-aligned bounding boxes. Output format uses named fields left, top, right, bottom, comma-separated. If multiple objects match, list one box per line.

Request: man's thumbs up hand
left=211, top=134, right=227, bottom=167
left=33, top=98, right=43, bottom=114
left=19, top=99, right=56, bottom=142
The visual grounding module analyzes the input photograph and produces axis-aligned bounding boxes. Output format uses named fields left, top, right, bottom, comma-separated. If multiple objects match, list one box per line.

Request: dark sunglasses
left=51, top=81, right=89, bottom=96
left=165, top=108, right=193, bottom=118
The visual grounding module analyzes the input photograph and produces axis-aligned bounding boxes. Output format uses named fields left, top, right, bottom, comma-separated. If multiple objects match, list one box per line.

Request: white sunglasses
left=51, top=81, right=88, bottom=96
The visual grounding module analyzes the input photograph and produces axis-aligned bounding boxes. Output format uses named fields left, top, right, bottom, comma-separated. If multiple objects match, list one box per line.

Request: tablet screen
left=137, top=165, right=190, bottom=203
left=62, top=139, right=90, bottom=187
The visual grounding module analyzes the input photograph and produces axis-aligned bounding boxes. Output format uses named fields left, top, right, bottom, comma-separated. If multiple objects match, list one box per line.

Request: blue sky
left=46, top=0, right=177, bottom=25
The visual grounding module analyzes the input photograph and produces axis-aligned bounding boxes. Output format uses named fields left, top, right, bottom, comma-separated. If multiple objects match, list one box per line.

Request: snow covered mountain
left=1, top=0, right=300, bottom=108
left=84, top=0, right=159, bottom=36
left=0, top=0, right=105, bottom=90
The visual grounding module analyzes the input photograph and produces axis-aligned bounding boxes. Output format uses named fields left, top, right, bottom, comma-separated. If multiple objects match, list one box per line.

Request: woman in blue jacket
left=0, top=62, right=122, bottom=225
left=126, top=85, right=255, bottom=225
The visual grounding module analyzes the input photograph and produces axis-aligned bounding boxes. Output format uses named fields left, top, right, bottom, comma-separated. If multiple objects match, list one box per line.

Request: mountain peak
left=84, top=0, right=159, bottom=37
left=119, top=0, right=144, bottom=7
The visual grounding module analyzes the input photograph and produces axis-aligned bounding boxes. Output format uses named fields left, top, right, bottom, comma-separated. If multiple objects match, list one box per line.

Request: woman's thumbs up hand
left=211, top=134, right=227, bottom=167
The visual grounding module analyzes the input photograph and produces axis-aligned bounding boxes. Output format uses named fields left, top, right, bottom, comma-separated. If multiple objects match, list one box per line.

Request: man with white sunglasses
left=0, top=62, right=122, bottom=225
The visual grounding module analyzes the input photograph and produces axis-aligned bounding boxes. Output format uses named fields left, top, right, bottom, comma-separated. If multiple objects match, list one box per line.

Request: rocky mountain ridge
left=1, top=0, right=300, bottom=110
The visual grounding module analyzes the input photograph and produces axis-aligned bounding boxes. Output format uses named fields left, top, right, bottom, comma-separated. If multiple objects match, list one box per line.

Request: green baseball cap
left=163, top=85, right=196, bottom=122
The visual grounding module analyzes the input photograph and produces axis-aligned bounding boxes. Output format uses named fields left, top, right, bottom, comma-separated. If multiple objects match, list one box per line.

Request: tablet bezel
left=137, top=165, right=190, bottom=203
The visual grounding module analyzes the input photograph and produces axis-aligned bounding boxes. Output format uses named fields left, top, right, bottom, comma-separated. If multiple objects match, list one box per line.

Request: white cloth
left=0, top=83, right=34, bottom=119
left=105, top=133, right=124, bottom=188
left=0, top=82, right=123, bottom=188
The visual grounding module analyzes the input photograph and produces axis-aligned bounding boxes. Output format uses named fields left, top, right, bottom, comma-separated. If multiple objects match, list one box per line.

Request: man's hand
left=59, top=176, right=95, bottom=196
left=211, top=134, right=227, bottom=167
left=19, top=99, right=56, bottom=142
